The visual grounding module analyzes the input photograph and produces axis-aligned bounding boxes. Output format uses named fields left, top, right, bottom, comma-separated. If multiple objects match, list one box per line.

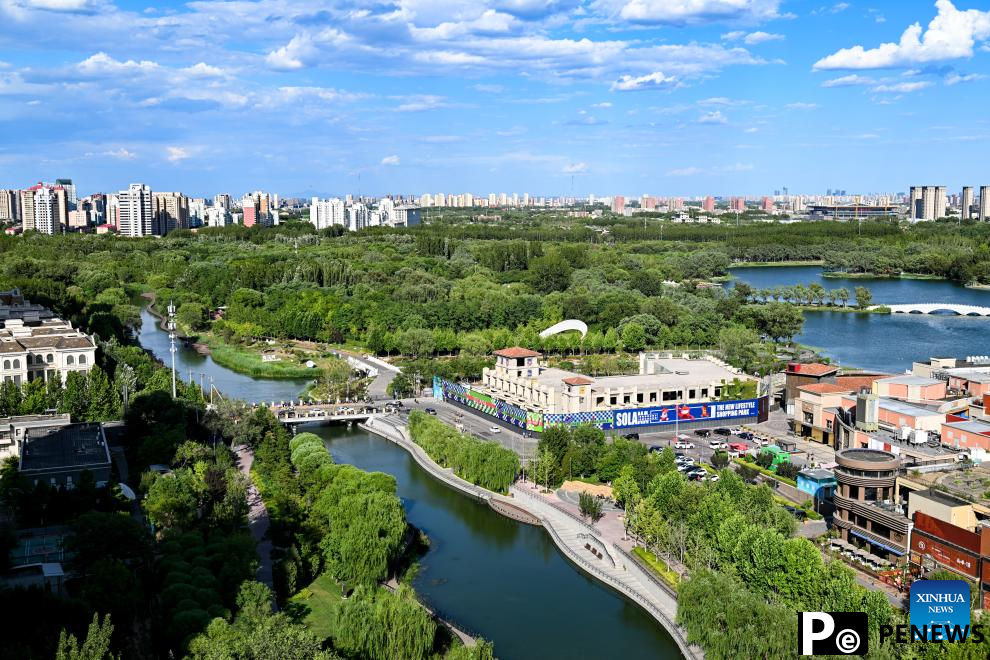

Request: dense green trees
left=408, top=412, right=520, bottom=492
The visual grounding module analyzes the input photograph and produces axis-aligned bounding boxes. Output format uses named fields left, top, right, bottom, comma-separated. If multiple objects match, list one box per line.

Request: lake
left=730, top=266, right=990, bottom=372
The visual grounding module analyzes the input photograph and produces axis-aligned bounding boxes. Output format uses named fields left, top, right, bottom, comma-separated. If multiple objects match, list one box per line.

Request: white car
left=730, top=428, right=744, bottom=435
left=674, top=440, right=695, bottom=449
left=709, top=440, right=727, bottom=450
left=489, top=426, right=501, bottom=433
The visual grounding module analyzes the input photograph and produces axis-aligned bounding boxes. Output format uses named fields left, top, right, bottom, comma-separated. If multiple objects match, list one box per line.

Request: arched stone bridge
left=875, top=303, right=990, bottom=317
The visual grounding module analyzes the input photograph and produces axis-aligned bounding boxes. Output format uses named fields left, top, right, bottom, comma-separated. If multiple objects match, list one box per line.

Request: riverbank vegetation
left=408, top=411, right=520, bottom=493
left=246, top=413, right=493, bottom=658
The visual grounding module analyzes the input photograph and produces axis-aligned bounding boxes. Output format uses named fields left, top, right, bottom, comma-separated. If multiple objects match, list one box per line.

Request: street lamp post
left=167, top=300, right=177, bottom=399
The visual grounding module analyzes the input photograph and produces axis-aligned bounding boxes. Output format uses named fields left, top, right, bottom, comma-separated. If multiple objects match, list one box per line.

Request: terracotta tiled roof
left=493, top=347, right=541, bottom=359
left=799, top=383, right=856, bottom=395
left=562, top=376, right=594, bottom=386
left=836, top=375, right=886, bottom=391
left=787, top=363, right=839, bottom=376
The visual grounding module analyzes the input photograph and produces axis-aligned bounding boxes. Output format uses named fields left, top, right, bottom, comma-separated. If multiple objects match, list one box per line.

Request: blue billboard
left=612, top=399, right=759, bottom=430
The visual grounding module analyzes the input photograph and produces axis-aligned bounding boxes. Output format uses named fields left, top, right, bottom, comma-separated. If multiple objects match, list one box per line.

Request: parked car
left=424, top=408, right=437, bottom=415
left=729, top=428, right=744, bottom=435
left=674, top=440, right=695, bottom=449
left=783, top=506, right=808, bottom=521
left=709, top=440, right=728, bottom=450
left=622, top=432, right=640, bottom=440
left=705, top=474, right=721, bottom=482
left=694, top=429, right=712, bottom=438
left=738, top=431, right=754, bottom=441
left=713, top=428, right=732, bottom=436
left=648, top=445, right=664, bottom=453
left=489, top=426, right=501, bottom=433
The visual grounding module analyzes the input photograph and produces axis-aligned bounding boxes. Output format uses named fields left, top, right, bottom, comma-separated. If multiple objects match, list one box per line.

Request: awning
left=848, top=529, right=904, bottom=556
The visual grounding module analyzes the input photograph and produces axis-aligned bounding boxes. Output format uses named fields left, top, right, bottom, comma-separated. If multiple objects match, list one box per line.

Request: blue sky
left=1, top=0, right=989, bottom=197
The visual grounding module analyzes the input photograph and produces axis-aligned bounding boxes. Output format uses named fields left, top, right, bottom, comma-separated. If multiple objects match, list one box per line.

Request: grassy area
left=568, top=476, right=605, bottom=485
left=633, top=547, right=680, bottom=589
left=821, top=271, right=944, bottom=281
left=773, top=494, right=824, bottom=520
left=206, top=339, right=319, bottom=378
left=730, top=260, right=824, bottom=268
left=795, top=304, right=890, bottom=315
left=287, top=573, right=343, bottom=642
left=732, top=458, right=798, bottom=487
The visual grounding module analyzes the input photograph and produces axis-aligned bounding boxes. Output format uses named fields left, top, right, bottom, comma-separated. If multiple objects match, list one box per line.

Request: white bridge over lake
left=876, top=303, right=990, bottom=317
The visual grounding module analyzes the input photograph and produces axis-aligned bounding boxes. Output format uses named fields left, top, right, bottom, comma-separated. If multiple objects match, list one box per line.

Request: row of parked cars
left=674, top=453, right=719, bottom=482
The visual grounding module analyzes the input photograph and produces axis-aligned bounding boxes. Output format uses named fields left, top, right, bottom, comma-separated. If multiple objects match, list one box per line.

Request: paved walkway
left=235, top=444, right=274, bottom=591
left=362, top=415, right=702, bottom=659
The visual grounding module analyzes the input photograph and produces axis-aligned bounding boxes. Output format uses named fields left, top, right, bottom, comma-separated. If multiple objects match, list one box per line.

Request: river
left=730, top=266, right=990, bottom=372
left=136, top=308, right=311, bottom=402
left=137, top=308, right=682, bottom=659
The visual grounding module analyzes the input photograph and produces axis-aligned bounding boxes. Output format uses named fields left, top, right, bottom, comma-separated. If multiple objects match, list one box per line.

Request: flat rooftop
left=878, top=375, right=943, bottom=387
left=19, top=423, right=110, bottom=473
left=944, top=419, right=990, bottom=434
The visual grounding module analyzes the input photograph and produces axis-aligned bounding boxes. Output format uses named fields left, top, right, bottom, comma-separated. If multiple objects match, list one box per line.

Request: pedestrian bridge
left=878, top=303, right=990, bottom=317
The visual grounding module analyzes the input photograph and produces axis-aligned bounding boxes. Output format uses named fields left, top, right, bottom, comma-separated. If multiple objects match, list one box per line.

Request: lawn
left=287, top=573, right=343, bottom=641
left=633, top=547, right=680, bottom=589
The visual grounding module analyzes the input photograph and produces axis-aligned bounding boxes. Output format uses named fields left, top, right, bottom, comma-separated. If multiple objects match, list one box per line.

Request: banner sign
left=613, top=399, right=759, bottom=429
left=436, top=378, right=759, bottom=433
left=543, top=411, right=613, bottom=430
left=438, top=377, right=529, bottom=430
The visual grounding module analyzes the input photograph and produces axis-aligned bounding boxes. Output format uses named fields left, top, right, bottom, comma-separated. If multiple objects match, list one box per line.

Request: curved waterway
left=137, top=307, right=682, bottom=659
left=730, top=266, right=990, bottom=372
left=136, top=307, right=310, bottom=402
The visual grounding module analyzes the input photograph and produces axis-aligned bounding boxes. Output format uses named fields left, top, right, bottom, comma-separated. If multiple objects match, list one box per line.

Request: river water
left=136, top=308, right=682, bottom=659
left=730, top=266, right=990, bottom=372
left=136, top=308, right=311, bottom=402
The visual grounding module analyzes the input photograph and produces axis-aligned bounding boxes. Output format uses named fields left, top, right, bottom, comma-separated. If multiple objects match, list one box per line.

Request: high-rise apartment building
left=214, top=194, right=232, bottom=212
left=118, top=184, right=154, bottom=237
left=55, top=178, right=76, bottom=209
left=730, top=197, right=746, bottom=212
left=153, top=192, right=189, bottom=235
left=981, top=187, right=990, bottom=221
left=962, top=187, right=974, bottom=220
left=309, top=197, right=346, bottom=230
left=0, top=189, right=17, bottom=222
left=18, top=183, right=67, bottom=234
left=611, top=195, right=625, bottom=214
left=909, top=186, right=921, bottom=220
left=761, top=196, right=774, bottom=213
left=31, top=184, right=63, bottom=235
left=702, top=196, right=715, bottom=212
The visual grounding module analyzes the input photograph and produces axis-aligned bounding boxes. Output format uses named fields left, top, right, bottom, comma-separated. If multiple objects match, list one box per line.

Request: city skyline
left=2, top=1, right=990, bottom=195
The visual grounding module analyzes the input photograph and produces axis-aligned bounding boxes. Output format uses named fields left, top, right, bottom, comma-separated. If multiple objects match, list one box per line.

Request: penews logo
left=799, top=612, right=868, bottom=655
left=910, top=580, right=970, bottom=641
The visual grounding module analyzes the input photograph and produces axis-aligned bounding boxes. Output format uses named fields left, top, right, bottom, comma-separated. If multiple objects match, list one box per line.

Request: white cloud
left=563, top=162, right=588, bottom=173
left=821, top=74, right=876, bottom=87
left=474, top=83, right=504, bottom=93
left=698, top=110, right=728, bottom=124
left=265, top=34, right=317, bottom=71
left=744, top=126, right=759, bottom=133
left=394, top=95, right=452, bottom=112
left=611, top=71, right=678, bottom=91
left=723, top=30, right=785, bottom=45
left=86, top=147, right=135, bottom=160
left=871, top=81, right=933, bottom=92
left=381, top=155, right=401, bottom=165
left=603, top=0, right=783, bottom=25
left=666, top=166, right=704, bottom=176
left=743, top=31, right=784, bottom=45
left=785, top=102, right=819, bottom=109
left=592, top=101, right=613, bottom=108
left=19, top=0, right=101, bottom=13
left=813, top=0, right=990, bottom=70
left=77, top=52, right=158, bottom=76
left=165, top=146, right=189, bottom=163
left=945, top=72, right=986, bottom=85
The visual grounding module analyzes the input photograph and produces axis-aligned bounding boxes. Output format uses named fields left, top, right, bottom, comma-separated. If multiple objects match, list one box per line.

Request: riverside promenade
left=360, top=415, right=702, bottom=660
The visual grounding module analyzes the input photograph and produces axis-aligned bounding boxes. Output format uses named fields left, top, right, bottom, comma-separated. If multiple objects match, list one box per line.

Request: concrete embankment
left=360, top=415, right=702, bottom=660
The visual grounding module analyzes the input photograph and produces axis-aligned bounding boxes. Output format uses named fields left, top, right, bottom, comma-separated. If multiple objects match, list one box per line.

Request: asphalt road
left=399, top=397, right=539, bottom=461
